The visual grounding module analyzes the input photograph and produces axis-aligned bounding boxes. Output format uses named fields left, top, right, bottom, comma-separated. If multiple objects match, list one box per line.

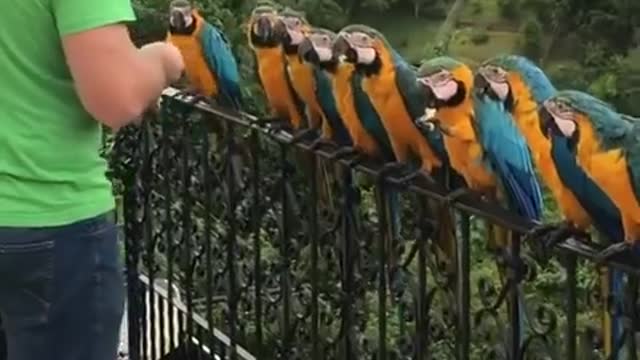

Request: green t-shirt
left=0, top=0, right=136, bottom=227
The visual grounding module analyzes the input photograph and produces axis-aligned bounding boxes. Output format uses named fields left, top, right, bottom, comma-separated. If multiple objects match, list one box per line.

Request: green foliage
left=519, top=16, right=543, bottom=60
left=469, top=0, right=482, bottom=15
left=496, top=0, right=519, bottom=19
left=470, top=30, right=489, bottom=45
left=114, top=0, right=640, bottom=357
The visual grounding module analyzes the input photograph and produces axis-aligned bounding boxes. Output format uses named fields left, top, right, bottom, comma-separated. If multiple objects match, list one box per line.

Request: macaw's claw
left=377, top=161, right=407, bottom=179
left=445, top=187, right=472, bottom=203
left=173, top=89, right=209, bottom=105
left=327, top=146, right=360, bottom=161
left=397, top=169, right=436, bottom=186
left=254, top=116, right=292, bottom=132
left=345, top=153, right=366, bottom=168
left=525, top=222, right=589, bottom=263
left=289, top=128, right=319, bottom=144
left=309, top=137, right=336, bottom=151
left=594, top=242, right=635, bottom=263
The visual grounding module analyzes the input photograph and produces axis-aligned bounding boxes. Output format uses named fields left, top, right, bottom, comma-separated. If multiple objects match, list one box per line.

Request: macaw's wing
left=351, top=72, right=395, bottom=161
left=391, top=50, right=447, bottom=159
left=474, top=94, right=544, bottom=221
left=312, top=67, right=352, bottom=146
left=625, top=123, right=640, bottom=204
left=200, top=22, right=243, bottom=109
left=283, top=61, right=307, bottom=122
left=550, top=135, right=624, bottom=241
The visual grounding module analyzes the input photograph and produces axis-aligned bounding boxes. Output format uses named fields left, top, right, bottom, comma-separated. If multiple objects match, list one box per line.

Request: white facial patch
left=487, top=79, right=509, bottom=100
left=552, top=115, right=577, bottom=137
left=355, top=47, right=376, bottom=64
left=287, top=28, right=305, bottom=45
left=183, top=14, right=194, bottom=27
left=314, top=46, right=333, bottom=62
left=432, top=80, right=458, bottom=101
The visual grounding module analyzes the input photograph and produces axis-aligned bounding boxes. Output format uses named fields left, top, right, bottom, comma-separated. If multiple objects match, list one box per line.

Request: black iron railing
left=109, top=87, right=640, bottom=360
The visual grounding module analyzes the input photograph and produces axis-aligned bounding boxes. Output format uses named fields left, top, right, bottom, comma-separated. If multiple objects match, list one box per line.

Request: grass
left=351, top=11, right=443, bottom=63
left=351, top=1, right=639, bottom=69
left=628, top=47, right=640, bottom=71
left=449, top=28, right=521, bottom=62
left=351, top=0, right=523, bottom=64
left=458, top=0, right=502, bottom=26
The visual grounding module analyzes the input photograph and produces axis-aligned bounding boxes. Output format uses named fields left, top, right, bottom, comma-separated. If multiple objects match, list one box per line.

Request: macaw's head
left=538, top=90, right=594, bottom=149
left=298, top=28, right=339, bottom=70
left=169, top=0, right=197, bottom=34
left=247, top=5, right=280, bottom=47
left=475, top=55, right=555, bottom=113
left=273, top=8, right=309, bottom=55
left=416, top=57, right=471, bottom=110
left=333, top=24, right=386, bottom=74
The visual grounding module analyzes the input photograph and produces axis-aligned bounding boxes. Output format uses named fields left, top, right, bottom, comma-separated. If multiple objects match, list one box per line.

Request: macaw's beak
left=473, top=72, right=490, bottom=96
left=419, top=82, right=438, bottom=108
left=297, top=38, right=316, bottom=62
left=272, top=19, right=288, bottom=42
left=538, top=104, right=553, bottom=138
left=170, top=10, right=185, bottom=28
left=332, top=35, right=355, bottom=62
left=255, top=16, right=272, bottom=40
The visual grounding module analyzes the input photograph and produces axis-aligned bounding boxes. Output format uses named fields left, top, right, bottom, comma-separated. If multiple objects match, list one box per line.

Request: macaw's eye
left=323, top=35, right=330, bottom=43
left=433, top=71, right=451, bottom=84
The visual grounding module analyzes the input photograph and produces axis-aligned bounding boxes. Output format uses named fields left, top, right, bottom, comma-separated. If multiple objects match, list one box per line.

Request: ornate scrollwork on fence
left=109, top=89, right=640, bottom=360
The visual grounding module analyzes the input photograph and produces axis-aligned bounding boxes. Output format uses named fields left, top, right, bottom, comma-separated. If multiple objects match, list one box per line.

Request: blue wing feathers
left=313, top=68, right=352, bottom=146
left=551, top=135, right=625, bottom=241
left=390, top=50, right=447, bottom=161
left=200, top=22, right=243, bottom=109
left=351, top=73, right=395, bottom=160
left=473, top=94, right=544, bottom=220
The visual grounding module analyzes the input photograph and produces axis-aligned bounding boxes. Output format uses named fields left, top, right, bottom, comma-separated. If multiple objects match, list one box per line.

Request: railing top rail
left=153, top=86, right=640, bottom=275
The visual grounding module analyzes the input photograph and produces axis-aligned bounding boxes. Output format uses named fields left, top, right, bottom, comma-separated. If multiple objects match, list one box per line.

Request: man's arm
left=54, top=0, right=184, bottom=130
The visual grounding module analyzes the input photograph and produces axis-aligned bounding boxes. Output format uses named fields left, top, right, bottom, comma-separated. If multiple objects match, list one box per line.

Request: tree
left=519, top=17, right=543, bottom=60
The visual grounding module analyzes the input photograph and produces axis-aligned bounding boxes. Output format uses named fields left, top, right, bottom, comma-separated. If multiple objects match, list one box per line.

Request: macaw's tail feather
left=430, top=200, right=457, bottom=278
left=317, top=157, right=337, bottom=213
left=487, top=224, right=529, bottom=351
left=387, top=189, right=401, bottom=240
left=373, top=184, right=403, bottom=305
left=601, top=267, right=626, bottom=357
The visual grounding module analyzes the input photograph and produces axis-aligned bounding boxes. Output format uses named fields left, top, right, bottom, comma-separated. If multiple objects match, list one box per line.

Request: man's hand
left=139, top=42, right=185, bottom=84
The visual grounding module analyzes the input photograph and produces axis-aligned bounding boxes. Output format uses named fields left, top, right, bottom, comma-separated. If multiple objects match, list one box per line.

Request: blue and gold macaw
left=272, top=8, right=325, bottom=131
left=539, top=91, right=640, bottom=355
left=416, top=56, right=542, bottom=349
left=333, top=24, right=462, bottom=283
left=295, top=28, right=364, bottom=269
left=167, top=0, right=242, bottom=110
left=475, top=55, right=627, bottom=356
left=297, top=27, right=401, bottom=249
left=246, top=4, right=305, bottom=129
left=296, top=28, right=352, bottom=146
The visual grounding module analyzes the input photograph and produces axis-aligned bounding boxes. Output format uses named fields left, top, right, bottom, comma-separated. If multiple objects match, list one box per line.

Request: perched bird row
left=165, top=0, right=640, bottom=350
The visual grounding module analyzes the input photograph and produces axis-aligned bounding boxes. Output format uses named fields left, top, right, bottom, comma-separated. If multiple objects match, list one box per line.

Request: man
left=0, top=0, right=184, bottom=359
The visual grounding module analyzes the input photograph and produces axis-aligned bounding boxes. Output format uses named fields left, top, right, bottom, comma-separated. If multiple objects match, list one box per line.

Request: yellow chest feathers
left=168, top=33, right=218, bottom=96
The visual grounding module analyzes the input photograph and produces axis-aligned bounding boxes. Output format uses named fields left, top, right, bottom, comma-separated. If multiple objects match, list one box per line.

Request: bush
left=470, top=0, right=483, bottom=15
left=470, top=31, right=489, bottom=45
left=497, top=0, right=520, bottom=19
left=519, top=17, right=543, bottom=60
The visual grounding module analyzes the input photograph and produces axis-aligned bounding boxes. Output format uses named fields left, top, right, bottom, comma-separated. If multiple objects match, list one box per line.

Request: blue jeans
left=0, top=212, right=125, bottom=360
